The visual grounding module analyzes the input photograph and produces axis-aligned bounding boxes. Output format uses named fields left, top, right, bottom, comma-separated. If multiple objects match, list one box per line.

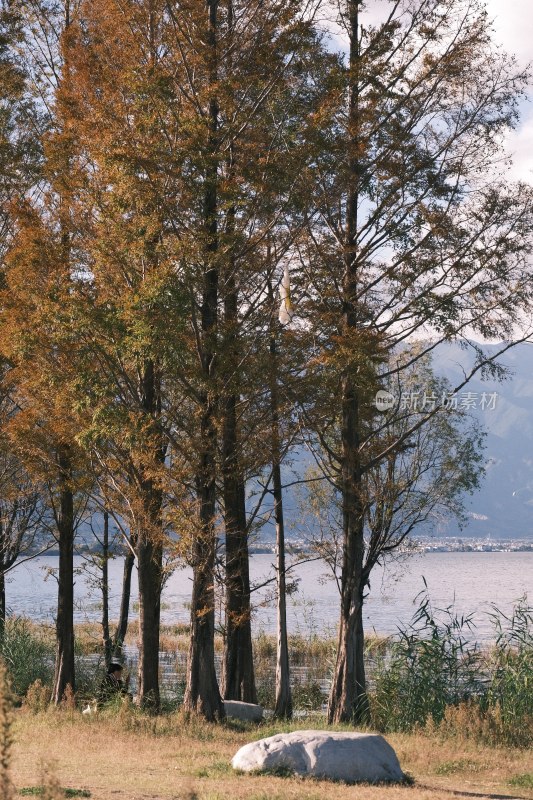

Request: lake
left=5, top=551, right=532, bottom=641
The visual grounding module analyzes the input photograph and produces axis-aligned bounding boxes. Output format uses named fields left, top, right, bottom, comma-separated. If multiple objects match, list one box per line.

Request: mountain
left=432, top=341, right=533, bottom=539
left=277, top=341, right=533, bottom=542
left=77, top=342, right=533, bottom=549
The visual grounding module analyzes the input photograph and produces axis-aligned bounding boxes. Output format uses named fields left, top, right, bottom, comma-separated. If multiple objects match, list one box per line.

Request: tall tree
left=0, top=199, right=86, bottom=703
left=0, top=4, right=85, bottom=705
left=52, top=0, right=178, bottom=707
left=304, top=356, right=486, bottom=718
left=298, top=0, right=533, bottom=723
left=213, top=0, right=335, bottom=708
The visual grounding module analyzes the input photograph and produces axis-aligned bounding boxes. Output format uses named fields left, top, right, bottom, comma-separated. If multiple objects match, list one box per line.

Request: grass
left=7, top=709, right=533, bottom=800
left=19, top=789, right=91, bottom=797
left=4, top=597, right=530, bottom=799
left=434, top=758, right=489, bottom=775
left=510, top=774, right=533, bottom=789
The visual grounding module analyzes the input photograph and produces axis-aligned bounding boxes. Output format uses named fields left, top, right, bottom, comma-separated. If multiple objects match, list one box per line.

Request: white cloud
left=328, top=1, right=532, bottom=69
left=326, top=1, right=533, bottom=180
left=485, top=0, right=533, bottom=70
left=484, top=0, right=533, bottom=181
left=505, top=108, right=533, bottom=183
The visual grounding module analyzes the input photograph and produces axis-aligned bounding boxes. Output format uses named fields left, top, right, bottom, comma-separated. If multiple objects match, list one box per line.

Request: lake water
left=5, top=551, right=532, bottom=641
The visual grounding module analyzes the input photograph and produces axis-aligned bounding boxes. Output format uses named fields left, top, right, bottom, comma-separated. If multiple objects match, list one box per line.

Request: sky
left=328, top=0, right=533, bottom=182
left=486, top=0, right=533, bottom=181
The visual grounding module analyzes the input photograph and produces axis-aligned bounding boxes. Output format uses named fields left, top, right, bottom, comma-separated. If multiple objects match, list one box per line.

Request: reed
left=370, top=591, right=533, bottom=747
left=0, top=659, right=15, bottom=800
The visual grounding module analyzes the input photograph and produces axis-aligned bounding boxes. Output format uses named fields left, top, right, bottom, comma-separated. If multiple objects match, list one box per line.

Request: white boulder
left=224, top=700, right=264, bottom=722
left=231, top=730, right=404, bottom=784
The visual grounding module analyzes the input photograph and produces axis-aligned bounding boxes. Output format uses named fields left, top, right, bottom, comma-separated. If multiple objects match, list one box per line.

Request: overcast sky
left=486, top=0, right=533, bottom=181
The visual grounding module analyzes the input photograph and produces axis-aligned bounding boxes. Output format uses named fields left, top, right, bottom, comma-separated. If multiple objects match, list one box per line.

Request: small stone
left=223, top=700, right=264, bottom=722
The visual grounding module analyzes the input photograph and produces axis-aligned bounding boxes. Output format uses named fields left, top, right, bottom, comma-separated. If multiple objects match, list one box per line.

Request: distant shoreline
left=21, top=541, right=533, bottom=559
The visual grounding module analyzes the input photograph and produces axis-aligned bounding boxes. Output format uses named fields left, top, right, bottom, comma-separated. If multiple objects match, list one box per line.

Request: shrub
left=0, top=618, right=53, bottom=697
left=291, top=680, right=324, bottom=711
left=255, top=674, right=275, bottom=710
left=482, top=596, right=533, bottom=746
left=73, top=649, right=104, bottom=702
left=371, top=590, right=533, bottom=747
left=25, top=679, right=51, bottom=713
left=371, top=587, right=484, bottom=732
left=0, top=659, right=14, bottom=800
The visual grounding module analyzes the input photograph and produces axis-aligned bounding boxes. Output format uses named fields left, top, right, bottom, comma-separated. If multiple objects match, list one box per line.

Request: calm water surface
left=5, top=551, right=532, bottom=640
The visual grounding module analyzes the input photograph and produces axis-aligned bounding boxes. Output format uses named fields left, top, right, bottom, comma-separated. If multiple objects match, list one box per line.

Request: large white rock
left=231, top=730, right=404, bottom=784
left=224, top=700, right=264, bottom=722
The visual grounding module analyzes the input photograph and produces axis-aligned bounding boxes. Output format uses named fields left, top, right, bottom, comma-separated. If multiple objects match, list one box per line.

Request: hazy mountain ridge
left=431, top=341, right=533, bottom=539
left=276, top=341, right=533, bottom=543
left=76, top=342, right=533, bottom=549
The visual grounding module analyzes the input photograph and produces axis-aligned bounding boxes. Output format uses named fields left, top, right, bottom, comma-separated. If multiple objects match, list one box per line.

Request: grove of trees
left=0, top=0, right=532, bottom=722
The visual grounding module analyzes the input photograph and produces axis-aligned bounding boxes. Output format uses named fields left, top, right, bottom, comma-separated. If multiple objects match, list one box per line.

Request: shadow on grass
left=236, top=766, right=415, bottom=787
left=417, top=784, right=532, bottom=800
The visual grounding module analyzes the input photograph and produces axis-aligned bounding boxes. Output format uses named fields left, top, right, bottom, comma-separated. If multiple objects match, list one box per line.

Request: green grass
left=509, top=773, right=533, bottom=789
left=192, top=760, right=234, bottom=778
left=435, top=759, right=487, bottom=775
left=19, top=789, right=91, bottom=797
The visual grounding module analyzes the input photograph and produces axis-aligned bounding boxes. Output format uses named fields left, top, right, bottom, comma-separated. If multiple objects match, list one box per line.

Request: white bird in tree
left=278, top=266, right=294, bottom=325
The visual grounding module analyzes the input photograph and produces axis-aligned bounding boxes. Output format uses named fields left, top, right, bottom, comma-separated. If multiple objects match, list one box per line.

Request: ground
left=9, top=710, right=533, bottom=800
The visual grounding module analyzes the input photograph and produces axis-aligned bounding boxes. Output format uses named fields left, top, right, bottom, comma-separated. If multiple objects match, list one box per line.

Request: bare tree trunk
left=113, top=539, right=135, bottom=658
left=272, top=451, right=291, bottom=719
left=52, top=448, right=75, bottom=704
left=183, top=0, right=224, bottom=722
left=354, top=599, right=369, bottom=717
left=185, top=380, right=224, bottom=718
left=136, top=359, right=163, bottom=710
left=184, top=384, right=224, bottom=718
left=184, top=507, right=223, bottom=720
left=0, top=568, right=5, bottom=639
left=0, top=518, right=5, bottom=638
left=269, top=314, right=292, bottom=719
left=137, top=530, right=162, bottom=707
left=221, top=158, right=256, bottom=702
left=222, top=393, right=256, bottom=703
left=101, top=510, right=112, bottom=667
left=327, top=0, right=369, bottom=724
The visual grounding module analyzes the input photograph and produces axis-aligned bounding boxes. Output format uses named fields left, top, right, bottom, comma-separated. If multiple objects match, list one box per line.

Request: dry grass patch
left=7, top=710, right=533, bottom=800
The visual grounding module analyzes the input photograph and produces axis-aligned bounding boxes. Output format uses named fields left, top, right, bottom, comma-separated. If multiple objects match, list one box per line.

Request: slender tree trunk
left=327, top=379, right=368, bottom=723
left=0, top=568, right=5, bottom=639
left=52, top=448, right=75, bottom=704
left=136, top=358, right=163, bottom=710
left=113, top=539, right=135, bottom=658
left=272, top=447, right=291, bottom=719
left=183, top=0, right=224, bottom=722
left=222, top=393, right=256, bottom=702
left=354, top=599, right=369, bottom=715
left=268, top=295, right=292, bottom=719
left=185, top=377, right=223, bottom=718
left=327, top=0, right=369, bottom=724
left=185, top=387, right=224, bottom=718
left=0, top=517, right=5, bottom=638
left=101, top=510, right=112, bottom=667
left=221, top=134, right=256, bottom=702
left=137, top=528, right=162, bottom=707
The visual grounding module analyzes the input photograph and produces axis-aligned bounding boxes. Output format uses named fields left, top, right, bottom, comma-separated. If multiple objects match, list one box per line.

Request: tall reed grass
left=370, top=590, right=533, bottom=747
left=0, top=618, right=53, bottom=697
